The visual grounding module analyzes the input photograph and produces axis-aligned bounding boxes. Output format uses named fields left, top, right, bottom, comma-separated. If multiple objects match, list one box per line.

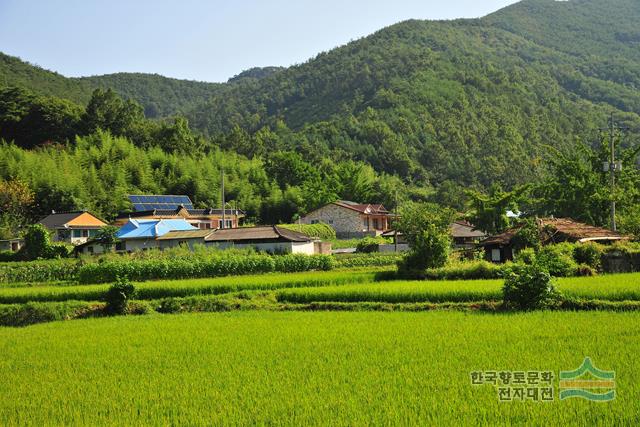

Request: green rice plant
left=277, top=272, right=640, bottom=304
left=0, top=270, right=383, bottom=304
left=0, top=311, right=637, bottom=425
left=276, top=280, right=504, bottom=304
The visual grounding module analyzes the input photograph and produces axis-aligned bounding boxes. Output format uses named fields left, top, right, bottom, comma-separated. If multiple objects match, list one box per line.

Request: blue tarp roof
left=116, top=218, right=197, bottom=239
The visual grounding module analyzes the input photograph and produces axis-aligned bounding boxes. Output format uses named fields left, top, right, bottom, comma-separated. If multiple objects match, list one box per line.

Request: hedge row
left=0, top=259, right=80, bottom=284
left=278, top=223, right=336, bottom=240
left=334, top=253, right=403, bottom=268
left=78, top=254, right=335, bottom=284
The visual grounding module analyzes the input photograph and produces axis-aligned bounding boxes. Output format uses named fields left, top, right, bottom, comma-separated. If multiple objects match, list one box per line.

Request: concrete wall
left=379, top=244, right=410, bottom=253
left=158, top=238, right=207, bottom=251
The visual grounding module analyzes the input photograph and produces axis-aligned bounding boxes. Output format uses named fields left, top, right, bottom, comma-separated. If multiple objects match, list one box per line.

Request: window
left=363, top=218, right=369, bottom=229
left=218, top=220, right=233, bottom=229
left=311, top=219, right=320, bottom=224
left=87, top=246, right=94, bottom=254
left=373, top=219, right=380, bottom=230
left=72, top=229, right=82, bottom=238
left=89, top=229, right=98, bottom=238
left=491, top=249, right=501, bottom=262
left=82, top=230, right=89, bottom=238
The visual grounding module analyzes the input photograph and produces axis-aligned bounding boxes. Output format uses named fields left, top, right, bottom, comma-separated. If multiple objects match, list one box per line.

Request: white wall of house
left=291, top=241, right=316, bottom=255
left=122, top=239, right=161, bottom=252
left=207, top=241, right=316, bottom=254
left=76, top=243, right=110, bottom=256
left=54, top=228, right=100, bottom=245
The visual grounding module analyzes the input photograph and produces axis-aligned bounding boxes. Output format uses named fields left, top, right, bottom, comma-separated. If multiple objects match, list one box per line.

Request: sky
left=0, top=0, right=519, bottom=83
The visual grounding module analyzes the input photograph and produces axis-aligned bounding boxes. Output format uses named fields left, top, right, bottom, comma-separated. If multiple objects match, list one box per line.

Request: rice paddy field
left=1, top=269, right=640, bottom=424
left=0, top=311, right=638, bottom=425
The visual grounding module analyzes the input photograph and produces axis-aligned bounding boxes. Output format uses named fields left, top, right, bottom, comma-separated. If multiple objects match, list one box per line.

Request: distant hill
left=77, top=73, right=222, bottom=118
left=0, top=53, right=222, bottom=118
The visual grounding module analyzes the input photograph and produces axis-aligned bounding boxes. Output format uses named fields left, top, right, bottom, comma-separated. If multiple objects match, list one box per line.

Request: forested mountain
left=184, top=0, right=640, bottom=189
left=2, top=0, right=640, bottom=231
left=0, top=53, right=223, bottom=118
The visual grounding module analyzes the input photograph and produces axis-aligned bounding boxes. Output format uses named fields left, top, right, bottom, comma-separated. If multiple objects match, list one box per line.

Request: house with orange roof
left=300, top=200, right=395, bottom=238
left=39, top=211, right=108, bottom=245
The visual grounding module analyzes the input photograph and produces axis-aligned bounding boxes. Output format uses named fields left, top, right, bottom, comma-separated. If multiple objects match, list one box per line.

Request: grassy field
left=0, top=311, right=637, bottom=425
left=277, top=273, right=640, bottom=304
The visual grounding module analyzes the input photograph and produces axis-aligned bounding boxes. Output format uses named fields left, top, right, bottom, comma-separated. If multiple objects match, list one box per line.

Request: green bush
left=573, top=242, right=603, bottom=270
left=534, top=243, right=578, bottom=277
left=514, top=247, right=536, bottom=265
left=0, top=259, right=80, bottom=283
left=0, top=301, right=98, bottom=327
left=422, top=261, right=507, bottom=280
left=105, top=277, right=136, bottom=314
left=502, top=265, right=562, bottom=310
left=334, top=253, right=403, bottom=268
left=356, top=237, right=381, bottom=253
left=0, top=251, right=19, bottom=262
left=279, top=223, right=336, bottom=240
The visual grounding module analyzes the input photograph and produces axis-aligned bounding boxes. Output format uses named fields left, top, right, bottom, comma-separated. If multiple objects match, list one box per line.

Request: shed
left=479, top=217, right=625, bottom=263
left=205, top=226, right=317, bottom=254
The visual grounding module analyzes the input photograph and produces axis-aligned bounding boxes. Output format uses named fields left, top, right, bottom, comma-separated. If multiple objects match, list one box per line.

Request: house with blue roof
left=115, top=218, right=197, bottom=252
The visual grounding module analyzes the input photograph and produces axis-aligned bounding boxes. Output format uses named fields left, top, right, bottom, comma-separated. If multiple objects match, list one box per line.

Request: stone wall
left=301, top=204, right=365, bottom=236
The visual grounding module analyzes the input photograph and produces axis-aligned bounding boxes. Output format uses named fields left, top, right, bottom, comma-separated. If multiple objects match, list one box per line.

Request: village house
left=114, top=195, right=244, bottom=230
left=451, top=220, right=487, bottom=249
left=205, top=226, right=319, bottom=254
left=0, top=238, right=24, bottom=252
left=479, top=217, right=626, bottom=263
left=39, top=211, right=108, bottom=245
left=156, top=229, right=216, bottom=251
left=301, top=200, right=395, bottom=238
left=115, top=218, right=197, bottom=252
left=380, top=220, right=486, bottom=252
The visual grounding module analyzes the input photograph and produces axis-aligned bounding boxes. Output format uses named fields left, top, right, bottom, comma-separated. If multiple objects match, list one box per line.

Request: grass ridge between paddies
left=0, top=269, right=389, bottom=304
left=276, top=273, right=640, bottom=304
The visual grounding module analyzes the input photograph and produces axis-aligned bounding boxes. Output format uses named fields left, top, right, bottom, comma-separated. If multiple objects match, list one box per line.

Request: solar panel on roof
left=128, top=195, right=194, bottom=212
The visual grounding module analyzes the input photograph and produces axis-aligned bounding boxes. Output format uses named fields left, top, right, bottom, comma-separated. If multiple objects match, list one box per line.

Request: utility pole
left=221, top=169, right=226, bottom=229
left=394, top=190, right=399, bottom=253
left=600, top=112, right=629, bottom=232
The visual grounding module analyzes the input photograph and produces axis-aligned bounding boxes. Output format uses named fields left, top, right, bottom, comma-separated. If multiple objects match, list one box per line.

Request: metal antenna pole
left=394, top=190, right=398, bottom=253
left=221, top=169, right=225, bottom=229
left=610, top=112, right=616, bottom=232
